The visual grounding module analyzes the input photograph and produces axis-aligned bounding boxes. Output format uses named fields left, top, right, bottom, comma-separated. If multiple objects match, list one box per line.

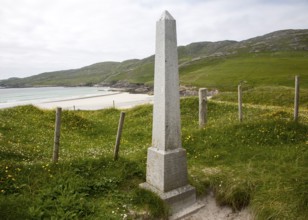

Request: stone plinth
left=145, top=147, right=189, bottom=192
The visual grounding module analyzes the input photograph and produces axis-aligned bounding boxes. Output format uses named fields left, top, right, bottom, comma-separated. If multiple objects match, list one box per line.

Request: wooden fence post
left=52, top=107, right=62, bottom=162
left=238, top=85, right=243, bottom=122
left=114, top=112, right=126, bottom=161
left=294, top=75, right=300, bottom=122
left=199, top=88, right=207, bottom=128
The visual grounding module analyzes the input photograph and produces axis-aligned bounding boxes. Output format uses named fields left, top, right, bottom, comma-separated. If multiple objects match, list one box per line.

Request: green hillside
left=180, top=52, right=308, bottom=89
left=1, top=29, right=308, bottom=90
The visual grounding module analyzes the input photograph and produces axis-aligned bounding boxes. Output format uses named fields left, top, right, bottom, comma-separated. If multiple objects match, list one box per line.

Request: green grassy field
left=198, top=52, right=308, bottom=108
left=179, top=52, right=308, bottom=90
left=212, top=85, right=308, bottom=109
left=0, top=97, right=307, bottom=219
left=107, top=52, right=308, bottom=90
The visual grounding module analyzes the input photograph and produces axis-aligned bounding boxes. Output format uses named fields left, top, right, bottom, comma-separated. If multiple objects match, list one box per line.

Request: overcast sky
left=0, top=0, right=307, bottom=80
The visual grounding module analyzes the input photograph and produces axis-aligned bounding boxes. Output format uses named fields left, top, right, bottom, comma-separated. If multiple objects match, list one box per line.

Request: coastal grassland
left=182, top=98, right=308, bottom=219
left=110, top=58, right=155, bottom=86
left=0, top=98, right=307, bottom=219
left=0, top=106, right=166, bottom=219
left=106, top=51, right=308, bottom=89
left=209, top=52, right=308, bottom=108
left=2, top=50, right=307, bottom=89
left=212, top=86, right=308, bottom=109
left=179, top=52, right=308, bottom=90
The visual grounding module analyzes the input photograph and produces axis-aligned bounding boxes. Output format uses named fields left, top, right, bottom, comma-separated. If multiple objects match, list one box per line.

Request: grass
left=179, top=52, right=308, bottom=90
left=0, top=98, right=307, bottom=219
left=212, top=85, right=308, bottom=109
left=0, top=106, right=167, bottom=219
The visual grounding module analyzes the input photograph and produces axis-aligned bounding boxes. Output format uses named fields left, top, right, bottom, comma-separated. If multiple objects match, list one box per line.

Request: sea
left=0, top=87, right=112, bottom=109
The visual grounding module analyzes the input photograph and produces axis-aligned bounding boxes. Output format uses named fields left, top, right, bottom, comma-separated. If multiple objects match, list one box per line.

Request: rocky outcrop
left=98, top=81, right=153, bottom=94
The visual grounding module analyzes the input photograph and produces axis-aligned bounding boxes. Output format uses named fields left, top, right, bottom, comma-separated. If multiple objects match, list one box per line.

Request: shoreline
left=41, top=92, right=122, bottom=103
left=0, top=92, right=154, bottom=110
left=0, top=84, right=202, bottom=110
left=0, top=86, right=154, bottom=110
left=36, top=92, right=154, bottom=110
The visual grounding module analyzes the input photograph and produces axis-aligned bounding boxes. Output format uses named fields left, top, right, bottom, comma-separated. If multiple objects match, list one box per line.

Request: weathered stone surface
left=146, top=147, right=188, bottom=192
left=140, top=10, right=196, bottom=215
left=152, top=10, right=182, bottom=152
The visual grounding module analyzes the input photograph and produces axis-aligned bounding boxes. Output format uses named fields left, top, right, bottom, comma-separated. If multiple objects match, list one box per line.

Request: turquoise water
left=0, top=87, right=111, bottom=108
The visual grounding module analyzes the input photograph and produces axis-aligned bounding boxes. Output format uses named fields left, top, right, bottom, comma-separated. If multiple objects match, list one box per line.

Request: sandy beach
left=34, top=92, right=154, bottom=110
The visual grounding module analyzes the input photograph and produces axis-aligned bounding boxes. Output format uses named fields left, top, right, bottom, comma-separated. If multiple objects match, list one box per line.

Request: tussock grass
left=182, top=98, right=308, bottom=219
left=0, top=98, right=307, bottom=219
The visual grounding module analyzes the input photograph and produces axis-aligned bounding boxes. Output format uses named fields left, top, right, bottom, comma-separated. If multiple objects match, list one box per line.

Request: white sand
left=34, top=92, right=153, bottom=110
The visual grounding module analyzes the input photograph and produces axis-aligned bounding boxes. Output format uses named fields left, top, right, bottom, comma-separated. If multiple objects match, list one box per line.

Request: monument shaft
left=152, top=13, right=181, bottom=151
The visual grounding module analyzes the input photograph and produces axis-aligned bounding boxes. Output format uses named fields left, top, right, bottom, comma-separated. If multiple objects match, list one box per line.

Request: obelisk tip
left=159, top=10, right=175, bottom=21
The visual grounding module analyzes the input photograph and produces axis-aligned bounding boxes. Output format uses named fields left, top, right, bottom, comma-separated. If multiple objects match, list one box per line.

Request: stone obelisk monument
left=140, top=10, right=196, bottom=213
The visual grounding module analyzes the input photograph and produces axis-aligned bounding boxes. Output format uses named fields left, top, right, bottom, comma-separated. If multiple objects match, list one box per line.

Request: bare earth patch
left=181, top=192, right=252, bottom=220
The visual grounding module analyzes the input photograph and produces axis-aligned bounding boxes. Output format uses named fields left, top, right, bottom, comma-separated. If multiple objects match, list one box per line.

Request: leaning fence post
left=238, top=85, right=243, bottom=122
left=294, top=75, right=300, bottom=122
left=52, top=107, right=62, bottom=162
left=199, top=88, right=208, bottom=128
left=114, top=112, right=126, bottom=161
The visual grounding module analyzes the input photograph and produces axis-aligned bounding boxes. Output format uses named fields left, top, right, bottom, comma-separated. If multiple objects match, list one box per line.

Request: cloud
left=0, top=0, right=307, bottom=79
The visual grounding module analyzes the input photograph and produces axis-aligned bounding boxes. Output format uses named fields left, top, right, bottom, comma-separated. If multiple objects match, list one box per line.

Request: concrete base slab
left=169, top=201, right=205, bottom=220
left=139, top=183, right=196, bottom=214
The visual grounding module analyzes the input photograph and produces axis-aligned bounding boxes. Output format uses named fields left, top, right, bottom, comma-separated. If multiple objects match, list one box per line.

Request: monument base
left=139, top=182, right=196, bottom=214
left=140, top=147, right=198, bottom=214
left=145, top=147, right=189, bottom=192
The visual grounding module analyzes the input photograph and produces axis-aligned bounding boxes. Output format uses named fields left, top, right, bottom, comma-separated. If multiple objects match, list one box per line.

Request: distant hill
left=1, top=29, right=308, bottom=90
